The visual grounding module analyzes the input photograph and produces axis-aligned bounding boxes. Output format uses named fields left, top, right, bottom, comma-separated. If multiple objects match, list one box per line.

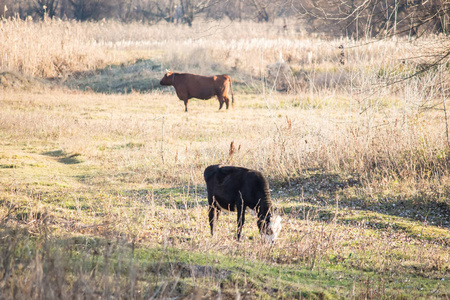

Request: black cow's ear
left=216, top=167, right=234, bottom=184
left=218, top=166, right=237, bottom=177
left=257, top=219, right=264, bottom=232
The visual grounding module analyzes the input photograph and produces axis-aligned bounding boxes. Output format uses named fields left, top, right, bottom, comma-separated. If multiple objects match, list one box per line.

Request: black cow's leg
left=208, top=206, right=215, bottom=236
left=208, top=205, right=220, bottom=236
left=236, top=204, right=245, bottom=241
left=183, top=99, right=189, bottom=112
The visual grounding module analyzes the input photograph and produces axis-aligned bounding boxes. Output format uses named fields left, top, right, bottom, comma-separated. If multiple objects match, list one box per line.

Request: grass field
left=0, top=18, right=449, bottom=299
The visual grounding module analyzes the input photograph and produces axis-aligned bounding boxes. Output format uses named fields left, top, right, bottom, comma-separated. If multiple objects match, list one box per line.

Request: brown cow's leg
left=224, top=96, right=230, bottom=109
left=184, top=99, right=189, bottom=112
left=218, top=96, right=224, bottom=110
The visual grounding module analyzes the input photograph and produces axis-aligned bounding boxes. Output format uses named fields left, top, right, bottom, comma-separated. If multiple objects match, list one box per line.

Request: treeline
left=1, top=0, right=449, bottom=37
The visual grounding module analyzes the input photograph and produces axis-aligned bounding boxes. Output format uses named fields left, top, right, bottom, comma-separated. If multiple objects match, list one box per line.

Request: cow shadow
left=278, top=172, right=450, bottom=229
left=363, top=196, right=450, bottom=228
left=42, top=149, right=83, bottom=165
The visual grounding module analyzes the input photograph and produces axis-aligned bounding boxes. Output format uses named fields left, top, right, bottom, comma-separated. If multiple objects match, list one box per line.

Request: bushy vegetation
left=2, top=0, right=450, bottom=38
left=0, top=19, right=449, bottom=298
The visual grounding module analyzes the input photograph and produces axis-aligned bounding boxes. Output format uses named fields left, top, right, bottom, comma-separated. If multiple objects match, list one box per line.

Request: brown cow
left=160, top=71, right=234, bottom=112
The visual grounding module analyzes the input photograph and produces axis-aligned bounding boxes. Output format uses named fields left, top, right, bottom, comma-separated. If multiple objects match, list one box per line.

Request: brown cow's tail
left=229, top=77, right=235, bottom=108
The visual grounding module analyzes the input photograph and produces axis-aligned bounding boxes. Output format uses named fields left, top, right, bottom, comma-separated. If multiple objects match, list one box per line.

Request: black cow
left=204, top=164, right=282, bottom=242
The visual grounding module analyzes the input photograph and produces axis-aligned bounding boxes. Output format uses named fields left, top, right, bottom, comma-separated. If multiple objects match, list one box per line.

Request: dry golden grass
left=0, top=18, right=449, bottom=299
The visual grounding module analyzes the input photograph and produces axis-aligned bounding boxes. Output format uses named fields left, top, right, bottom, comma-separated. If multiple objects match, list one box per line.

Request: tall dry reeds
left=0, top=18, right=421, bottom=79
left=0, top=17, right=106, bottom=77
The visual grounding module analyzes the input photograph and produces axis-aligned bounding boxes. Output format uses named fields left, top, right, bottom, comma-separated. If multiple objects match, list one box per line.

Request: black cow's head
left=258, top=215, right=282, bottom=243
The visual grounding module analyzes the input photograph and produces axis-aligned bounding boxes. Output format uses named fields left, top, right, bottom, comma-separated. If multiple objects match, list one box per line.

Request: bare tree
left=59, top=0, right=66, bottom=17
left=66, top=0, right=116, bottom=20
left=247, top=0, right=269, bottom=22
left=154, top=0, right=177, bottom=22
left=178, top=0, right=219, bottom=26
left=67, top=0, right=87, bottom=20
left=294, top=0, right=450, bottom=38
left=138, top=0, right=220, bottom=25
left=0, top=0, right=34, bottom=18
left=34, top=0, right=59, bottom=18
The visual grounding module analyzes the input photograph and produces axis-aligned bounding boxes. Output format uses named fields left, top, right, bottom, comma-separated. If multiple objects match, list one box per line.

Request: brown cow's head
left=160, top=71, right=174, bottom=86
